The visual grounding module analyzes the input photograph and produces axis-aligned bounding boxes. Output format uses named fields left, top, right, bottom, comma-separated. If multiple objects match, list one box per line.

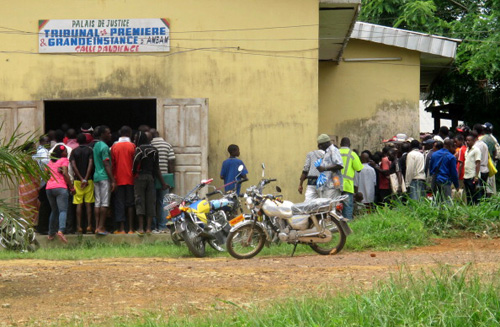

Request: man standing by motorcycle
left=298, top=145, right=325, bottom=201
left=220, top=144, right=248, bottom=195
left=316, top=134, right=344, bottom=199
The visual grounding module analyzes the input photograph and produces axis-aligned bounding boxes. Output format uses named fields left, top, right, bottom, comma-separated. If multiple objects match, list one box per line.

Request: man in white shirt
left=463, top=134, right=482, bottom=204
left=316, top=134, right=343, bottom=199
left=354, top=152, right=376, bottom=207
left=472, top=127, right=489, bottom=200
left=32, top=135, right=51, bottom=234
left=298, top=148, right=325, bottom=201
left=405, top=140, right=426, bottom=200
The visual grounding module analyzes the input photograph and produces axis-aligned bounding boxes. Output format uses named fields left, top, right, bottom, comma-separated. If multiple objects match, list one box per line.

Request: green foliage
left=0, top=124, right=47, bottom=252
left=403, top=195, right=500, bottom=236
left=0, top=123, right=45, bottom=187
left=359, top=0, right=500, bottom=128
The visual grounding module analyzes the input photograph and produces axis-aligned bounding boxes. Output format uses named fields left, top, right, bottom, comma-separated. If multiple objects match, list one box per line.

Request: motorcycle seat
left=292, top=198, right=332, bottom=215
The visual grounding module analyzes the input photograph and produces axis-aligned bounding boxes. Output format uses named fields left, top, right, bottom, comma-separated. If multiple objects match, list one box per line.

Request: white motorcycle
left=226, top=164, right=352, bottom=259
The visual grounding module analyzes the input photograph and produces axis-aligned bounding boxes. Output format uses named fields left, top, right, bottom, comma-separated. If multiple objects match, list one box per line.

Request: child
left=220, top=144, right=248, bottom=194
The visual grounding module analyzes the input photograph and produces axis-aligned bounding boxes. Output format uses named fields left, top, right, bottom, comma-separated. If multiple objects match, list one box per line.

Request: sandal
left=86, top=226, right=93, bottom=234
left=47, top=235, right=55, bottom=241
left=57, top=231, right=68, bottom=244
left=127, top=230, right=135, bottom=235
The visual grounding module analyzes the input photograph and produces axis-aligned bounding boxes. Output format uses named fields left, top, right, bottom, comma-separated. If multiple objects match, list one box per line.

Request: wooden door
left=0, top=101, right=44, bottom=201
left=156, top=98, right=208, bottom=197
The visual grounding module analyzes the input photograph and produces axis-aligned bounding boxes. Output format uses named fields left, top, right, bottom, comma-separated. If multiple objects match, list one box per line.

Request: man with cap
left=316, top=134, right=344, bottom=199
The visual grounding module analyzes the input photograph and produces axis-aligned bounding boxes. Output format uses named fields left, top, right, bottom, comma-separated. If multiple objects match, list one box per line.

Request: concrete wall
left=319, top=39, right=420, bottom=152
left=0, top=0, right=319, bottom=202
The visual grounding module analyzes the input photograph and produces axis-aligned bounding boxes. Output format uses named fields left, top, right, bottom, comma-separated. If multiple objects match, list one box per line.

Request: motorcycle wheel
left=27, top=239, right=40, bottom=252
left=207, top=239, right=225, bottom=252
left=309, top=216, right=346, bottom=255
left=226, top=223, right=266, bottom=259
left=180, top=221, right=206, bottom=258
left=170, top=231, right=183, bottom=246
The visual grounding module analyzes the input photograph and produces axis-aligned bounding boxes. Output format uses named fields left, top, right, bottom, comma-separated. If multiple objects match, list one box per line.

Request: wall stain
left=32, top=67, right=170, bottom=99
left=333, top=100, right=419, bottom=152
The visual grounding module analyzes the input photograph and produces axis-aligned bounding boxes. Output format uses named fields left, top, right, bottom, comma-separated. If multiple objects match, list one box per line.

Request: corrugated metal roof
left=351, top=22, right=460, bottom=58
left=319, top=1, right=361, bottom=61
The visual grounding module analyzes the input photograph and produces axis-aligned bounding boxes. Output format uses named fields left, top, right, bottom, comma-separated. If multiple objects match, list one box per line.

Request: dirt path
left=1, top=238, right=500, bottom=326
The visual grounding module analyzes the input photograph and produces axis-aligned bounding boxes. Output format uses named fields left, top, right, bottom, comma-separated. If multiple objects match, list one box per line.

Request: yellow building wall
left=319, top=39, right=421, bottom=152
left=0, top=0, right=319, bottom=202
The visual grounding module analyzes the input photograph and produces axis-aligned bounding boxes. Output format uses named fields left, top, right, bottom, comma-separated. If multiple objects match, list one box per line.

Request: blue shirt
left=220, top=158, right=248, bottom=194
left=430, top=148, right=459, bottom=188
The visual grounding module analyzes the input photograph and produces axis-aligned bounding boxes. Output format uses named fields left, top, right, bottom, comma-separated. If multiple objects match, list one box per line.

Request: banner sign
left=38, top=18, right=170, bottom=53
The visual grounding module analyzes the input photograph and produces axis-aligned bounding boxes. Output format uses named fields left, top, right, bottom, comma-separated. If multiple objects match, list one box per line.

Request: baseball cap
left=317, top=134, right=331, bottom=144
left=423, top=138, right=436, bottom=145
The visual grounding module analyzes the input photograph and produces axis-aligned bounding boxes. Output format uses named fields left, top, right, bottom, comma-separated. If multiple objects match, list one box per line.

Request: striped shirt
left=151, top=137, right=175, bottom=174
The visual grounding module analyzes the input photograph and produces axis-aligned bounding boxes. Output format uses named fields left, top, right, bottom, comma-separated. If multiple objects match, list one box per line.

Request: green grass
left=0, top=241, right=195, bottom=260
left=346, top=205, right=429, bottom=251
left=2, top=194, right=500, bottom=260
left=33, top=265, right=500, bottom=327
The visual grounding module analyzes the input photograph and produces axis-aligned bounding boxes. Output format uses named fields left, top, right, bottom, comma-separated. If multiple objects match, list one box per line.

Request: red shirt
left=379, top=156, right=391, bottom=190
left=456, top=145, right=466, bottom=180
left=111, top=139, right=136, bottom=186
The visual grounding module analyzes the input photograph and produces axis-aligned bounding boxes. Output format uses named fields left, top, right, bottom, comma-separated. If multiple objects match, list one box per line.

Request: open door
left=156, top=98, right=208, bottom=197
left=0, top=101, right=44, bottom=201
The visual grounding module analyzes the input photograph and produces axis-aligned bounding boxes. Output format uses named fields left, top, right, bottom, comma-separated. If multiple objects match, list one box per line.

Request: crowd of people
left=21, top=123, right=175, bottom=242
left=18, top=120, right=499, bottom=241
left=299, top=123, right=500, bottom=219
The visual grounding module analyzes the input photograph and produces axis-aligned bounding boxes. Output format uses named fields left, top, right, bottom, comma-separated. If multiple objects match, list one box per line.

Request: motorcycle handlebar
left=206, top=191, right=219, bottom=197
left=237, top=178, right=249, bottom=185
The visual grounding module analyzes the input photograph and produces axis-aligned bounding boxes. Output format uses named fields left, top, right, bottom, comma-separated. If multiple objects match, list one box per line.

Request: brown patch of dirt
left=1, top=238, right=500, bottom=326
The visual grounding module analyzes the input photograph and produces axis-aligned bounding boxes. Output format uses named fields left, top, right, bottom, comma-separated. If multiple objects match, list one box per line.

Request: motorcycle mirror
left=261, top=163, right=265, bottom=178
left=238, top=164, right=244, bottom=172
left=276, top=186, right=282, bottom=193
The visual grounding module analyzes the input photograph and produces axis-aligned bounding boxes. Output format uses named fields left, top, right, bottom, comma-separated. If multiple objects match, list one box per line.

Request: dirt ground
left=1, top=238, right=500, bottom=326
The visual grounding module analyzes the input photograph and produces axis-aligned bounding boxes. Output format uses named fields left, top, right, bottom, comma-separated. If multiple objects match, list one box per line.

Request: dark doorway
left=44, top=99, right=156, bottom=134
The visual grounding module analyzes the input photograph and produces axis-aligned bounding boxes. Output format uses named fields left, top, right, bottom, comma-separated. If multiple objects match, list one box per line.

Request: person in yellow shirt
left=339, top=137, right=363, bottom=219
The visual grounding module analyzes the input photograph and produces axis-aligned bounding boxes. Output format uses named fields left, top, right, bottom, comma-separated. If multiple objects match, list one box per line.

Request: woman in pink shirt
left=46, top=145, right=74, bottom=243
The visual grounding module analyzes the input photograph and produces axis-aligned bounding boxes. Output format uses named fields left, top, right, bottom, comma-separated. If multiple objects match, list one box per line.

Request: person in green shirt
left=339, top=137, right=363, bottom=220
left=93, top=125, right=116, bottom=235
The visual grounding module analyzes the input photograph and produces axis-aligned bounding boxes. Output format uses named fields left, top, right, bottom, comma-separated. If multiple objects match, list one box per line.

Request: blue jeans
left=433, top=182, right=452, bottom=204
left=154, top=188, right=170, bottom=230
left=342, top=192, right=354, bottom=220
left=47, top=188, right=69, bottom=235
left=409, top=180, right=425, bottom=201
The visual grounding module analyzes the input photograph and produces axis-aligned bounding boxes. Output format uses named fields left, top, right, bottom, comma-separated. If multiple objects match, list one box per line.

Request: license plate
left=229, top=214, right=244, bottom=226
left=169, top=207, right=181, bottom=218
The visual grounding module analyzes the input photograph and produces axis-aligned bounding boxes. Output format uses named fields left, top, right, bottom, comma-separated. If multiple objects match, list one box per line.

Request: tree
left=0, top=124, right=46, bottom=251
left=359, top=0, right=500, bottom=128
